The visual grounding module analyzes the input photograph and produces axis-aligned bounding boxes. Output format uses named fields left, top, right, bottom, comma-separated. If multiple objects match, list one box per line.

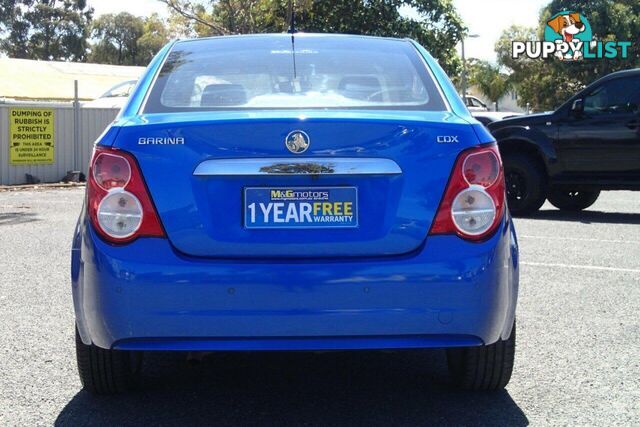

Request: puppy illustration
left=548, top=13, right=585, bottom=60
left=548, top=13, right=585, bottom=42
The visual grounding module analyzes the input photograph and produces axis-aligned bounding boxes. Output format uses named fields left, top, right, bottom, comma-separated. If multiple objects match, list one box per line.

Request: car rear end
left=72, top=34, right=518, bottom=394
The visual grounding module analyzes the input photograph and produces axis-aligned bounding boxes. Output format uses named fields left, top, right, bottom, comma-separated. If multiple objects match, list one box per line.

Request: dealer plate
left=244, top=187, right=358, bottom=229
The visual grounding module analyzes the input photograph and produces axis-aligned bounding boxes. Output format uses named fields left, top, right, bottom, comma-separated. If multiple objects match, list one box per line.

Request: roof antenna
left=288, top=0, right=298, bottom=80
left=288, top=0, right=297, bottom=34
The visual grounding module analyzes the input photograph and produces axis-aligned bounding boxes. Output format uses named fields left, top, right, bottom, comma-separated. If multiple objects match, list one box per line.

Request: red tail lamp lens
left=88, top=147, right=165, bottom=243
left=463, top=150, right=499, bottom=187
left=430, top=143, right=505, bottom=241
left=93, top=152, right=131, bottom=190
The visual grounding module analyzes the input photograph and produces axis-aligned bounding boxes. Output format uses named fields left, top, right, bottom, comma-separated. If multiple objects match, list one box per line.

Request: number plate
left=244, top=187, right=358, bottom=229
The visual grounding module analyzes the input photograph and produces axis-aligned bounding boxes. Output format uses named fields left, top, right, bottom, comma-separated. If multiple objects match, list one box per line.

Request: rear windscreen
left=143, top=36, right=447, bottom=113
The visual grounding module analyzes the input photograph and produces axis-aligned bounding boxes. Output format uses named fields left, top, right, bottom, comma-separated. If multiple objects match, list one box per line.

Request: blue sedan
left=72, top=34, right=519, bottom=394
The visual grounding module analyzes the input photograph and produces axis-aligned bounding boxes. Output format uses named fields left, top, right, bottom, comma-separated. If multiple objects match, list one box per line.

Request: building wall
left=0, top=58, right=143, bottom=101
left=495, top=91, right=525, bottom=113
left=469, top=88, right=527, bottom=113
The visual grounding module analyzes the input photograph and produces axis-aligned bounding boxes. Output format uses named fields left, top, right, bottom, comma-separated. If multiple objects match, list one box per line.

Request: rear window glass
left=144, top=35, right=447, bottom=113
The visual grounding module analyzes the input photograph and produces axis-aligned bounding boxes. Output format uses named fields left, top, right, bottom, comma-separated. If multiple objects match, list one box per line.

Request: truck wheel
left=75, top=327, right=142, bottom=395
left=503, top=153, right=547, bottom=216
left=446, top=321, right=516, bottom=391
left=547, top=188, right=600, bottom=211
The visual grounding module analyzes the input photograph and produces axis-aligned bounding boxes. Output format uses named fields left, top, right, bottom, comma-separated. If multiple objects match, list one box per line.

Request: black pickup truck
left=488, top=68, right=640, bottom=215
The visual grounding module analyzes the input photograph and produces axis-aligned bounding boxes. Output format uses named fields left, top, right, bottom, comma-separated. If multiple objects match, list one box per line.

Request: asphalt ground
left=0, top=187, right=638, bottom=426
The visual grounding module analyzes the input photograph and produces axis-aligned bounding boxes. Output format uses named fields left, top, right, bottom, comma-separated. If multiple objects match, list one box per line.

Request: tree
left=138, top=13, right=171, bottom=64
left=495, top=1, right=640, bottom=111
left=469, top=61, right=511, bottom=111
left=0, top=1, right=28, bottom=56
left=157, top=0, right=465, bottom=76
left=496, top=25, right=584, bottom=111
left=89, top=12, right=170, bottom=66
left=0, top=1, right=16, bottom=29
left=161, top=0, right=230, bottom=35
left=540, top=0, right=640, bottom=80
left=302, top=0, right=465, bottom=76
left=0, top=0, right=93, bottom=61
left=90, top=13, right=144, bottom=65
left=166, top=2, right=216, bottom=38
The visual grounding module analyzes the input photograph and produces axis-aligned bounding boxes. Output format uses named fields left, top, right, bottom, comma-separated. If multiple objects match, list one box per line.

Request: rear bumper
left=72, top=217, right=519, bottom=351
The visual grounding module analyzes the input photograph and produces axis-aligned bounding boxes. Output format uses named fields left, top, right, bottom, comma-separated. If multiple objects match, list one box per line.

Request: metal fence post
left=73, top=80, right=80, bottom=171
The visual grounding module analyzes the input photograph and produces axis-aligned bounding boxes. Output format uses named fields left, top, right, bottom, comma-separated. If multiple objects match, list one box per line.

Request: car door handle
left=626, top=120, right=639, bottom=129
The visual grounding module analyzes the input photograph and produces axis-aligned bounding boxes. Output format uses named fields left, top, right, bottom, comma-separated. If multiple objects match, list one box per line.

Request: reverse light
left=97, top=190, right=143, bottom=239
left=451, top=186, right=496, bottom=235
left=88, top=147, right=164, bottom=243
left=430, top=143, right=505, bottom=241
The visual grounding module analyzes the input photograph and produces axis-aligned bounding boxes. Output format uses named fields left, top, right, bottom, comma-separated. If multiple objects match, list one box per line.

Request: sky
left=87, top=0, right=550, bottom=63
left=447, top=0, right=548, bottom=62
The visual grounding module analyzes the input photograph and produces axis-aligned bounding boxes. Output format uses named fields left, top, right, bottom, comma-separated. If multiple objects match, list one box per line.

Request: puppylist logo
left=512, top=11, right=632, bottom=61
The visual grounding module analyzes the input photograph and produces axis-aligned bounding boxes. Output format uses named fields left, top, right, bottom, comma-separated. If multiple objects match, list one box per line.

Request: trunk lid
left=112, top=110, right=477, bottom=258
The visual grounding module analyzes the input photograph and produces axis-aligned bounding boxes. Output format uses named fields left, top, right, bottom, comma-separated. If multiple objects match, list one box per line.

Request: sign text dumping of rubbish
left=9, top=108, right=55, bottom=165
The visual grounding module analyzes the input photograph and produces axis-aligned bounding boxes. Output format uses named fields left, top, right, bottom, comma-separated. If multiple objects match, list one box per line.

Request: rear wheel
left=75, top=327, right=142, bottom=395
left=447, top=322, right=516, bottom=391
left=547, top=188, right=600, bottom=211
left=503, top=153, right=547, bottom=216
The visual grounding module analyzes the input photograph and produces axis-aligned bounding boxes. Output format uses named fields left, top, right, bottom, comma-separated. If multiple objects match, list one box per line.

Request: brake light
left=430, top=144, right=505, bottom=241
left=93, top=152, right=131, bottom=189
left=87, top=147, right=165, bottom=243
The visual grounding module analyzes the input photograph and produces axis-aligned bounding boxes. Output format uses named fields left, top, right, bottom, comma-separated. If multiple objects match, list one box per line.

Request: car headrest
left=201, top=84, right=247, bottom=107
left=338, top=76, right=382, bottom=100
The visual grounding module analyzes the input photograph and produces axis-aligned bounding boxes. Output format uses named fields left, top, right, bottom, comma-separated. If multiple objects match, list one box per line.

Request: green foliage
left=496, top=1, right=640, bottom=111
left=539, top=0, right=640, bottom=85
left=89, top=12, right=169, bottom=65
left=303, top=0, right=464, bottom=75
left=90, top=13, right=144, bottom=65
left=0, top=0, right=464, bottom=73
left=212, top=0, right=298, bottom=34
left=0, top=0, right=15, bottom=26
left=138, top=14, right=171, bottom=64
left=0, top=0, right=93, bottom=61
left=160, top=0, right=465, bottom=76
left=469, top=61, right=511, bottom=110
left=495, top=25, right=578, bottom=111
left=166, top=2, right=216, bottom=38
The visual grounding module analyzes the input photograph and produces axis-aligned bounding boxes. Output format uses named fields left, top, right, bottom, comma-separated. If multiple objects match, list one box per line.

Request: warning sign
left=9, top=108, right=55, bottom=165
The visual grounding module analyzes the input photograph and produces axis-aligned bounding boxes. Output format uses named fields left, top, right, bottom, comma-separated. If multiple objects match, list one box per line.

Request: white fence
left=0, top=103, right=119, bottom=185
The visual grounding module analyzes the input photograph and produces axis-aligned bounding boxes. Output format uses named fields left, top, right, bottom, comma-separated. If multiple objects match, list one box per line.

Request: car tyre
left=547, top=188, right=600, bottom=211
left=503, top=153, right=547, bottom=216
left=75, top=327, right=142, bottom=395
left=446, top=321, right=515, bottom=391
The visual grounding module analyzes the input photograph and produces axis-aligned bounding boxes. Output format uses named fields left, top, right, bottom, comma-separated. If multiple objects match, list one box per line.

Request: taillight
left=87, top=147, right=165, bottom=243
left=430, top=143, right=505, bottom=241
